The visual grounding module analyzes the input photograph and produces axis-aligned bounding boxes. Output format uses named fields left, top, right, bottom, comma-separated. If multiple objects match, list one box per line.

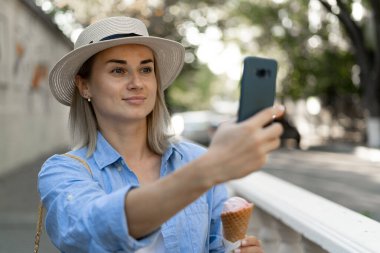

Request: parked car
left=171, top=110, right=231, bottom=146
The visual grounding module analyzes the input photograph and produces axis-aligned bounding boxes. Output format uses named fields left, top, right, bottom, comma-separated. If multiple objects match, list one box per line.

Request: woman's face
left=82, top=44, right=158, bottom=126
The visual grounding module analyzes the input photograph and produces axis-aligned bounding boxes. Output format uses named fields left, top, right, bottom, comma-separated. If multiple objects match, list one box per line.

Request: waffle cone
left=221, top=203, right=254, bottom=242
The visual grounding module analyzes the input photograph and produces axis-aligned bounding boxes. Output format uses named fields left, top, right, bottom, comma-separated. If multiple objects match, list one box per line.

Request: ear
left=75, top=75, right=92, bottom=99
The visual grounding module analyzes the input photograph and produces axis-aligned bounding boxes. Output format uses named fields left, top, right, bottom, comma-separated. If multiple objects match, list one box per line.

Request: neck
left=98, top=119, right=152, bottom=161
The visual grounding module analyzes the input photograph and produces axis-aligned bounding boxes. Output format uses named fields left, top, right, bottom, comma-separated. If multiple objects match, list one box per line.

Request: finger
left=241, top=236, right=261, bottom=247
left=235, top=246, right=264, bottom=253
left=258, top=122, right=284, bottom=142
left=250, top=123, right=282, bottom=152
left=261, top=137, right=281, bottom=154
left=263, top=125, right=283, bottom=152
left=242, top=105, right=285, bottom=129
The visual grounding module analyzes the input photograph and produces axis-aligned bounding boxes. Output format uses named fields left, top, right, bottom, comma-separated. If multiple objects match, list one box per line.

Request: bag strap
left=33, top=202, right=44, bottom=253
left=34, top=154, right=92, bottom=253
left=63, top=153, right=93, bottom=176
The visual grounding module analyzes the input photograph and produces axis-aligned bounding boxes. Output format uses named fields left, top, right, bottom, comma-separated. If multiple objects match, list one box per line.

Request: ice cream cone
left=221, top=203, right=254, bottom=242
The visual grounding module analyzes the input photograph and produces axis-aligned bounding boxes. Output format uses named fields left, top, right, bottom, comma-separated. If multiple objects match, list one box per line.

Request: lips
left=123, top=96, right=146, bottom=104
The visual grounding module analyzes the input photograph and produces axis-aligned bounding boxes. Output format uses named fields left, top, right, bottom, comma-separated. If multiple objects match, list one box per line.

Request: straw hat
left=49, top=16, right=185, bottom=106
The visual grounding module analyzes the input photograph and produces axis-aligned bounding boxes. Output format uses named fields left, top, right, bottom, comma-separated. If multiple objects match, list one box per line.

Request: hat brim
left=49, top=36, right=185, bottom=106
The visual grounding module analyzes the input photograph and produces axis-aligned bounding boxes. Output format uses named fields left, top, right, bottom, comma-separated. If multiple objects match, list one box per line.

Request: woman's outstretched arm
left=125, top=105, right=285, bottom=238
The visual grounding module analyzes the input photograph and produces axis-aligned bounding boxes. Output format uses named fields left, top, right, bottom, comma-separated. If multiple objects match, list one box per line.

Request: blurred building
left=0, top=0, right=72, bottom=176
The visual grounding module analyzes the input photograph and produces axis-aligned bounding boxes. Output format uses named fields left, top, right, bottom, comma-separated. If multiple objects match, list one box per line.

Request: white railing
left=227, top=172, right=380, bottom=253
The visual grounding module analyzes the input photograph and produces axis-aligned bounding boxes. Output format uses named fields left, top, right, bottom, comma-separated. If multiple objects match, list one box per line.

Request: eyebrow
left=105, top=59, right=154, bottom=65
left=106, top=59, right=127, bottom=65
left=141, top=59, right=153, bottom=64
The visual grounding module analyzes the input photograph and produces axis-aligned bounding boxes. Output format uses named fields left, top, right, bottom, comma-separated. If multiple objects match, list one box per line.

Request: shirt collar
left=162, top=141, right=183, bottom=162
left=93, top=132, right=184, bottom=170
left=93, top=132, right=122, bottom=169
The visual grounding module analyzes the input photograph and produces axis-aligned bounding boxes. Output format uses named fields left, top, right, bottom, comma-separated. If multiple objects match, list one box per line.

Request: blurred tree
left=232, top=1, right=357, bottom=98
left=230, top=0, right=379, bottom=146
left=37, top=0, right=379, bottom=146
left=317, top=0, right=380, bottom=147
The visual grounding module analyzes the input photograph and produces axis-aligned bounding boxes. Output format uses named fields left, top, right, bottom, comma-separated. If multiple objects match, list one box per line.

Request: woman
left=38, top=16, right=284, bottom=252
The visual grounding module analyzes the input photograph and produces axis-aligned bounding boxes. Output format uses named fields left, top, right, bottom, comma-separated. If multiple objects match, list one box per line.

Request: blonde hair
left=69, top=55, right=173, bottom=157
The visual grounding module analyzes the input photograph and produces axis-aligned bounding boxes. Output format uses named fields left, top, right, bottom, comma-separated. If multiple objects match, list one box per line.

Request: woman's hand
left=234, top=235, right=263, bottom=253
left=204, top=105, right=285, bottom=184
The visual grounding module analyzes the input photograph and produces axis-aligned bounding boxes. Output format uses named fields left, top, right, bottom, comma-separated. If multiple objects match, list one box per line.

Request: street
left=263, top=148, right=380, bottom=222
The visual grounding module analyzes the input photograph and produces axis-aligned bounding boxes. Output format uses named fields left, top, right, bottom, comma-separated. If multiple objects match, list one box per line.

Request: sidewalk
left=0, top=152, right=60, bottom=253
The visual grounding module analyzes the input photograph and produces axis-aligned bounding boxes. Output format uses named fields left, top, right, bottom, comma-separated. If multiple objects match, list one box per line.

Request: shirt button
left=117, top=164, right=122, bottom=172
left=67, top=193, right=74, bottom=202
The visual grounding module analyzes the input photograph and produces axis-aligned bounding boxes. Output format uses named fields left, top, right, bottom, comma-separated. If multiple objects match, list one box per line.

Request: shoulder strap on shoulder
left=63, top=153, right=93, bottom=176
left=34, top=153, right=93, bottom=252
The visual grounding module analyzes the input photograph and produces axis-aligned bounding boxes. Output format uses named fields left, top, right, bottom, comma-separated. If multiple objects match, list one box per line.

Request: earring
left=83, top=92, right=91, bottom=102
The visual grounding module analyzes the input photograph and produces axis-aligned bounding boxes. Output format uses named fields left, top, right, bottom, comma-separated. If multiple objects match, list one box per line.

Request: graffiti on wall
left=31, top=63, right=48, bottom=90
left=13, top=11, right=51, bottom=111
left=0, top=1, right=70, bottom=114
left=0, top=6, right=52, bottom=113
left=13, top=42, right=25, bottom=75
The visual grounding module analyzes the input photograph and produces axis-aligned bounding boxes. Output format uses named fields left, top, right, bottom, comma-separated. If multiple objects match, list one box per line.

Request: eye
left=141, top=66, right=153, bottom=74
left=111, top=67, right=126, bottom=74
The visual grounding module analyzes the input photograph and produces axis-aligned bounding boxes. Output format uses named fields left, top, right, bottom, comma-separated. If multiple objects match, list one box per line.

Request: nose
left=127, top=72, right=143, bottom=90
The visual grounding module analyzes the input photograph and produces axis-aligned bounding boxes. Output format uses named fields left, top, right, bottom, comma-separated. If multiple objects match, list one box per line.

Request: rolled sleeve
left=86, top=186, right=160, bottom=251
left=38, top=155, right=160, bottom=252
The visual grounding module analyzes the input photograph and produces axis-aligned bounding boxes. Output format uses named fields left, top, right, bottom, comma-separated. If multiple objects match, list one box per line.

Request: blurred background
left=0, top=0, right=379, bottom=252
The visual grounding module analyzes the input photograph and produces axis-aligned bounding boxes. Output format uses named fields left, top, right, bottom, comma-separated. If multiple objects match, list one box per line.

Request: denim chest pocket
left=183, top=199, right=210, bottom=253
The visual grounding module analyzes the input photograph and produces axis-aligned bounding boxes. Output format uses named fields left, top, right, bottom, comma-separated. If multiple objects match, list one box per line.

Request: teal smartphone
left=237, top=56, right=277, bottom=122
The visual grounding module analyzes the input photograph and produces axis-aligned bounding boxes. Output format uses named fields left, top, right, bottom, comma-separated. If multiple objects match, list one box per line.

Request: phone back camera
left=256, top=68, right=271, bottom=78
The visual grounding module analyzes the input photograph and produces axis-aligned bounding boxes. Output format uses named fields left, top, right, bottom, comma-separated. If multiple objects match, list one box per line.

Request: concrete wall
left=0, top=0, right=72, bottom=176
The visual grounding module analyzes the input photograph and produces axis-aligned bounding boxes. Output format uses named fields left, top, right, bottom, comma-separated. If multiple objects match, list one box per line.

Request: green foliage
left=167, top=65, right=216, bottom=112
left=233, top=0, right=359, bottom=102
left=287, top=50, right=358, bottom=99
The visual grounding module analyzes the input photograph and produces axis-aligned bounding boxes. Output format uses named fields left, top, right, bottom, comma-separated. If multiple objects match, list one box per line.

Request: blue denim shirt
left=38, top=132, right=227, bottom=253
